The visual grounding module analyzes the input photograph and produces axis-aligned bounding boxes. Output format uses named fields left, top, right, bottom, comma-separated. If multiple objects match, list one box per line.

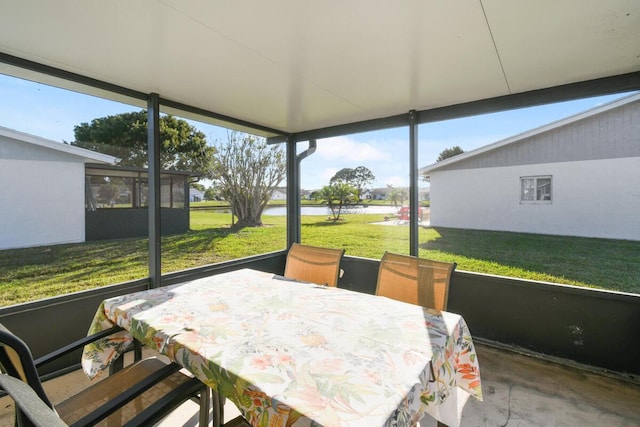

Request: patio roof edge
left=0, top=51, right=289, bottom=140
left=0, top=51, right=148, bottom=102
left=417, top=71, right=640, bottom=125
left=159, top=97, right=289, bottom=139
left=270, top=71, right=640, bottom=144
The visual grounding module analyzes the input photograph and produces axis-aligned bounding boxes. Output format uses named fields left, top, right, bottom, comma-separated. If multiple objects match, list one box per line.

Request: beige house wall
left=429, top=157, right=640, bottom=240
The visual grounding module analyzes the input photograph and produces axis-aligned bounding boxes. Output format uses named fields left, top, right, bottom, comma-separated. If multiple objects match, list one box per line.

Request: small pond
left=194, top=205, right=401, bottom=216
left=262, top=205, right=399, bottom=216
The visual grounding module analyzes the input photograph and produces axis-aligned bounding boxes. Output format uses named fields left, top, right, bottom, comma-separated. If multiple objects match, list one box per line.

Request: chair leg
left=133, top=340, right=143, bottom=362
left=199, top=385, right=211, bottom=427
left=109, top=355, right=124, bottom=374
left=210, top=389, right=225, bottom=427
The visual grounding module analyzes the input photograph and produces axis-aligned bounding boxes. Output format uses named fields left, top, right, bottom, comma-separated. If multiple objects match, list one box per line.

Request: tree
left=386, top=185, right=407, bottom=208
left=319, top=183, right=358, bottom=221
left=204, top=187, right=218, bottom=201
left=436, top=146, right=464, bottom=162
left=97, top=179, right=119, bottom=207
left=329, top=166, right=375, bottom=200
left=72, top=110, right=214, bottom=173
left=191, top=183, right=205, bottom=192
left=207, top=132, right=286, bottom=228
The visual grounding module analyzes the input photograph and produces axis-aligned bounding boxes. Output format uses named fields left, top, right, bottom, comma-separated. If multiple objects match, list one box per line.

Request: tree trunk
left=232, top=197, right=266, bottom=228
left=234, top=215, right=263, bottom=228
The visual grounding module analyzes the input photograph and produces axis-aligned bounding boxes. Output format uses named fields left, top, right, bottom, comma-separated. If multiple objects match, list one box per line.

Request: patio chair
left=0, top=374, right=68, bottom=427
left=0, top=322, right=210, bottom=427
left=284, top=243, right=345, bottom=287
left=375, top=252, right=456, bottom=311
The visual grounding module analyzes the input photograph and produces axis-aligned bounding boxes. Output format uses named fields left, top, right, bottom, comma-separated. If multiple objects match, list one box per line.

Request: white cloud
left=316, top=136, right=388, bottom=161
left=298, top=135, right=416, bottom=189
left=382, top=175, right=408, bottom=188
left=321, top=167, right=338, bottom=182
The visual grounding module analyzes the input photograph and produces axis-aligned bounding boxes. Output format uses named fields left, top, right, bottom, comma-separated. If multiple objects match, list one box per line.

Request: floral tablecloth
left=82, top=268, right=482, bottom=427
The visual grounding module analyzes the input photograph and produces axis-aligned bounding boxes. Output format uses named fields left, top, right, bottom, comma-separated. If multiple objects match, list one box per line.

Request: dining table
left=82, top=268, right=482, bottom=427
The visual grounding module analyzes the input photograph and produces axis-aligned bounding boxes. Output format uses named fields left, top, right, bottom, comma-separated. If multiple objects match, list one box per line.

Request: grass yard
left=0, top=210, right=638, bottom=306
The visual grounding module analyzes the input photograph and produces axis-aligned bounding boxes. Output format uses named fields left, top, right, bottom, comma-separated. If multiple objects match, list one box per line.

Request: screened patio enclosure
left=1, top=0, right=639, bottom=383
left=85, top=164, right=197, bottom=240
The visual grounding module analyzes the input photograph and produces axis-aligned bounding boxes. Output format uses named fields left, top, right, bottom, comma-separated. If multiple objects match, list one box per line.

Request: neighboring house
left=190, top=188, right=205, bottom=202
left=360, top=190, right=373, bottom=200
left=370, top=187, right=429, bottom=202
left=419, top=93, right=640, bottom=241
left=371, top=189, right=388, bottom=200
left=0, top=126, right=116, bottom=250
left=271, top=190, right=286, bottom=200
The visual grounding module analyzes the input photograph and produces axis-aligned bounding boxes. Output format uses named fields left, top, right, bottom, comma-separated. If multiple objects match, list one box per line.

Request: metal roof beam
left=268, top=71, right=640, bottom=144
left=0, top=52, right=288, bottom=139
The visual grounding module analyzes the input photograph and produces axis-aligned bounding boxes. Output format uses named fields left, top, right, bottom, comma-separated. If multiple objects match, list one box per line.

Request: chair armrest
left=34, top=325, right=124, bottom=368
left=0, top=374, right=68, bottom=427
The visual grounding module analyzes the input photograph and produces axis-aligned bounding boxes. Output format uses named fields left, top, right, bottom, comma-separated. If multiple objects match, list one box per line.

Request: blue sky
left=0, top=73, right=634, bottom=190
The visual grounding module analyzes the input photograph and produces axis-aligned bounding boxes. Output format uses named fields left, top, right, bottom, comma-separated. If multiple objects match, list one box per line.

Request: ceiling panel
left=1, top=0, right=639, bottom=136
left=163, top=1, right=510, bottom=128
left=482, top=0, right=640, bottom=92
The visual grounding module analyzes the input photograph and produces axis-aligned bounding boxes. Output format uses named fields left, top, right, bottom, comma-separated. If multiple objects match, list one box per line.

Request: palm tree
left=319, top=183, right=358, bottom=221
left=387, top=186, right=407, bottom=208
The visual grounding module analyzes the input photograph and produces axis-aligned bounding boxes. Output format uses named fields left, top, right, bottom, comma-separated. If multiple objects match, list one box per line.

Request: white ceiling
left=1, top=0, right=639, bottom=137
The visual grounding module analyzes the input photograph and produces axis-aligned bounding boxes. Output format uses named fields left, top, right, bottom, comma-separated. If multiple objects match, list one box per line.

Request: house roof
left=1, top=1, right=639, bottom=139
left=85, top=163, right=199, bottom=179
left=0, top=126, right=118, bottom=164
left=419, top=91, right=640, bottom=175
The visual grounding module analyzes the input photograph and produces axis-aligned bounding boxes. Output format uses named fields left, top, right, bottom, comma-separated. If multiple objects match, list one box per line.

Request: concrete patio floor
left=1, top=343, right=639, bottom=426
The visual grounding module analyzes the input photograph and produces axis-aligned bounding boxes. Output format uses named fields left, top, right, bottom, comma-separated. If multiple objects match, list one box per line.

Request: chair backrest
left=284, top=243, right=345, bottom=287
left=0, top=323, right=53, bottom=409
left=375, top=252, right=456, bottom=311
left=0, top=374, right=68, bottom=426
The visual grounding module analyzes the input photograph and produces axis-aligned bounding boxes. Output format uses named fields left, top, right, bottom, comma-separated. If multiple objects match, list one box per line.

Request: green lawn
left=1, top=210, right=638, bottom=306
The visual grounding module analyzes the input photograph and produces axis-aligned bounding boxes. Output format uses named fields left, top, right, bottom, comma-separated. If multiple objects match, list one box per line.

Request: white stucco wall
left=271, top=191, right=286, bottom=200
left=0, top=159, right=86, bottom=249
left=429, top=157, right=640, bottom=241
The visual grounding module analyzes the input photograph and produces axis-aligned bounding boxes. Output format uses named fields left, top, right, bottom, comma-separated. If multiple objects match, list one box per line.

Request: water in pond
left=262, top=205, right=398, bottom=216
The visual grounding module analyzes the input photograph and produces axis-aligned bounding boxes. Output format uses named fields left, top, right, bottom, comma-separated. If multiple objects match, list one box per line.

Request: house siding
left=423, top=95, right=640, bottom=240
left=438, top=100, right=640, bottom=170
left=0, top=158, right=86, bottom=249
left=0, top=136, right=82, bottom=162
left=0, top=129, right=114, bottom=250
left=429, top=157, right=640, bottom=240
